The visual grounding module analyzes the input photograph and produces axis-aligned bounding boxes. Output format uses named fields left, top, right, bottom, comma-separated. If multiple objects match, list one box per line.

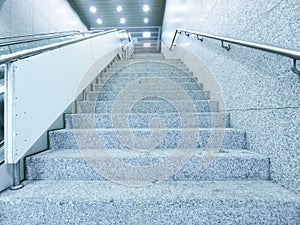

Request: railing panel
left=5, top=31, right=121, bottom=163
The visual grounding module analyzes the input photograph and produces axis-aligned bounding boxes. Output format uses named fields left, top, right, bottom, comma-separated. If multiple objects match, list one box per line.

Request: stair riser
left=1, top=199, right=297, bottom=225
left=110, top=66, right=188, bottom=71
left=108, top=69, right=190, bottom=74
left=26, top=155, right=269, bottom=181
left=92, top=82, right=204, bottom=92
left=96, top=77, right=197, bottom=85
left=115, top=60, right=183, bottom=64
left=109, top=63, right=187, bottom=68
left=99, top=72, right=194, bottom=79
left=75, top=101, right=219, bottom=113
left=114, top=65, right=187, bottom=69
left=65, top=113, right=230, bottom=129
left=48, top=130, right=247, bottom=150
left=112, top=62, right=186, bottom=66
left=84, top=91, right=209, bottom=101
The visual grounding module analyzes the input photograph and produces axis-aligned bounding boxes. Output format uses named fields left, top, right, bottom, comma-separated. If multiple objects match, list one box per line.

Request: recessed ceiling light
left=96, top=18, right=102, bottom=24
left=116, top=5, right=122, bottom=12
left=143, top=4, right=150, bottom=12
left=120, top=17, right=126, bottom=24
left=90, top=6, right=97, bottom=13
left=144, top=18, right=149, bottom=23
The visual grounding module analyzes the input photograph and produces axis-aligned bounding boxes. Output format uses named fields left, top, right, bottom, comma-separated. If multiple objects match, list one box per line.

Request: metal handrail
left=0, top=30, right=81, bottom=43
left=0, top=29, right=118, bottom=65
left=0, top=30, right=81, bottom=42
left=0, top=32, right=83, bottom=47
left=0, top=140, right=4, bottom=165
left=170, top=28, right=300, bottom=75
left=117, top=29, right=131, bottom=43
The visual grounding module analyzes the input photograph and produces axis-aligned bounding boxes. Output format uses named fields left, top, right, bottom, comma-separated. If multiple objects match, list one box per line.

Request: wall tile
left=0, top=0, right=86, bottom=37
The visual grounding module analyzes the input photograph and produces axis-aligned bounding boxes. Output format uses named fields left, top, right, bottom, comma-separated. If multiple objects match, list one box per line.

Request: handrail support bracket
left=221, top=41, right=230, bottom=51
left=197, top=35, right=203, bottom=42
left=291, top=59, right=300, bottom=75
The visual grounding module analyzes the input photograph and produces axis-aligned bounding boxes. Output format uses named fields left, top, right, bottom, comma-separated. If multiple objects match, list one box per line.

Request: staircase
left=0, top=53, right=299, bottom=224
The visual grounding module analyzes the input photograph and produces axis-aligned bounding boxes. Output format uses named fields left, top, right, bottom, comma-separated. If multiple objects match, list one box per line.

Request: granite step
left=48, top=128, right=247, bottom=150
left=115, top=59, right=182, bottom=63
left=108, top=68, right=190, bottom=73
left=108, top=62, right=188, bottom=70
left=98, top=71, right=195, bottom=79
left=92, top=82, right=204, bottom=92
left=112, top=61, right=186, bottom=66
left=26, top=149, right=269, bottom=181
left=110, top=65, right=189, bottom=72
left=84, top=90, right=209, bottom=101
left=64, top=112, right=229, bottom=129
left=111, top=63, right=187, bottom=70
left=115, top=59, right=183, bottom=64
left=95, top=76, right=197, bottom=85
left=131, top=53, right=165, bottom=59
left=75, top=100, right=218, bottom=114
left=0, top=180, right=298, bottom=224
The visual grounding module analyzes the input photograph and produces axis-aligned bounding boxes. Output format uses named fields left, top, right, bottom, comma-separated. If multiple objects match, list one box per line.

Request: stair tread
left=85, top=90, right=204, bottom=93
left=52, top=127, right=242, bottom=132
left=76, top=100, right=217, bottom=103
left=1, top=180, right=298, bottom=202
left=1, top=180, right=298, bottom=224
left=26, top=148, right=269, bottom=181
left=66, top=112, right=228, bottom=116
left=27, top=148, right=266, bottom=159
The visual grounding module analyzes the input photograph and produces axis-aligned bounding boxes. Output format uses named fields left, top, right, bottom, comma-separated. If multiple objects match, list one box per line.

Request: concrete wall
left=162, top=0, right=300, bottom=194
left=0, top=0, right=86, bottom=37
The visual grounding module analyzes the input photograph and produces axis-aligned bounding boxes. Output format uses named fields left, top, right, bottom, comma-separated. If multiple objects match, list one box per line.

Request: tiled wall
left=0, top=0, right=86, bottom=37
left=162, top=0, right=300, bottom=194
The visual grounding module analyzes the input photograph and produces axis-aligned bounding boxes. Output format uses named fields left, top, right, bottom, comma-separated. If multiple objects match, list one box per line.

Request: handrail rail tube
left=0, top=32, right=83, bottom=47
left=117, top=29, right=131, bottom=43
left=0, top=29, right=117, bottom=65
left=170, top=28, right=300, bottom=75
left=0, top=30, right=81, bottom=42
left=0, top=30, right=115, bottom=48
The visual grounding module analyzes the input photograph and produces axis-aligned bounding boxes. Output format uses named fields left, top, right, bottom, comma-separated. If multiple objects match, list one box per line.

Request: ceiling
left=67, top=0, right=167, bottom=29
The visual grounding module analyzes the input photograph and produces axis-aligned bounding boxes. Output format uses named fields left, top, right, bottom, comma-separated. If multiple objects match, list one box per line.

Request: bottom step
left=0, top=180, right=299, bottom=224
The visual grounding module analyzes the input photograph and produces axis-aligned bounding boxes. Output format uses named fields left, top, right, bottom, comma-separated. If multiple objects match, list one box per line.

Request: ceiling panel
left=67, top=0, right=166, bottom=29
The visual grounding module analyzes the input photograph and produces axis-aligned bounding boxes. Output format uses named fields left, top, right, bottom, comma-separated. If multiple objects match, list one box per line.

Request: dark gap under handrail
left=170, top=28, right=300, bottom=75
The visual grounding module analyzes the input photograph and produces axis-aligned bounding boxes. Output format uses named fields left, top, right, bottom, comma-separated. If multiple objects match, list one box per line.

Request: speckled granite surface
left=0, top=180, right=299, bottom=224
left=26, top=149, right=270, bottom=181
left=76, top=100, right=219, bottom=113
left=161, top=0, right=300, bottom=196
left=48, top=128, right=247, bottom=150
left=2, top=56, right=299, bottom=224
left=93, top=81, right=203, bottom=92
left=98, top=76, right=196, bottom=84
left=65, top=112, right=230, bottom=129
left=84, top=90, right=209, bottom=101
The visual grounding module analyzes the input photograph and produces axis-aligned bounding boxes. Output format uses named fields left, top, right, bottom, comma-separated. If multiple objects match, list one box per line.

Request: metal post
left=10, top=160, right=23, bottom=190
left=170, top=29, right=178, bottom=50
